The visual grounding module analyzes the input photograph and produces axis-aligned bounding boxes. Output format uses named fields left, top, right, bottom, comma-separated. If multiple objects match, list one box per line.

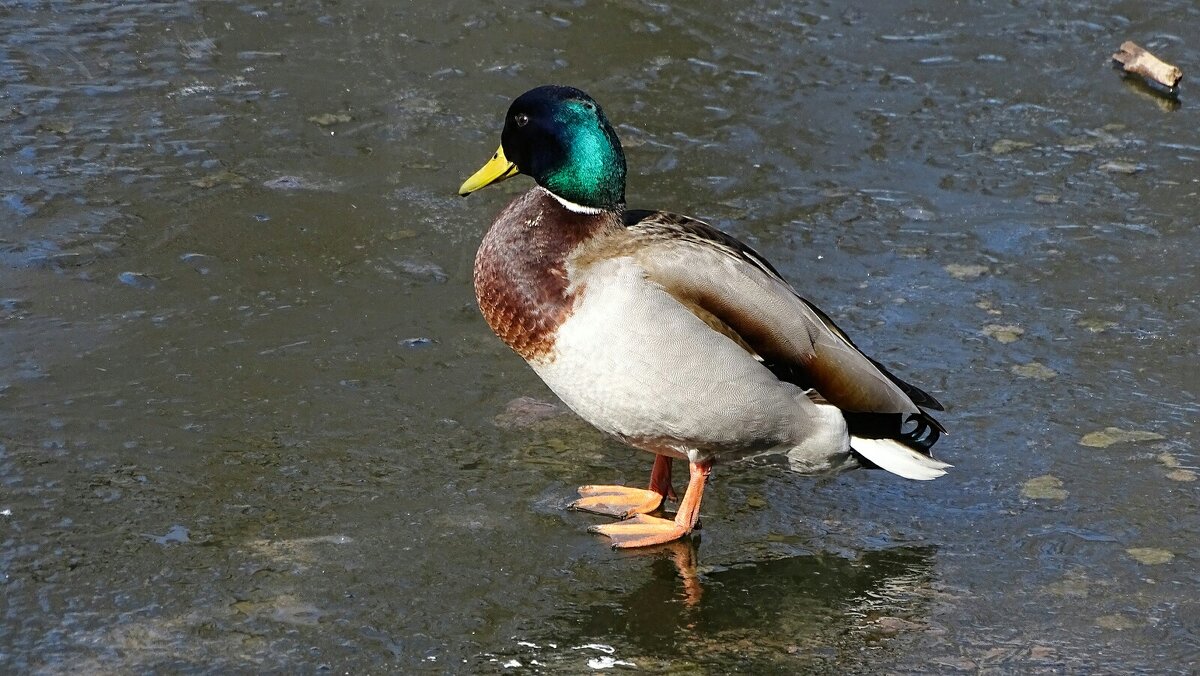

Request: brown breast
left=473, top=189, right=619, bottom=362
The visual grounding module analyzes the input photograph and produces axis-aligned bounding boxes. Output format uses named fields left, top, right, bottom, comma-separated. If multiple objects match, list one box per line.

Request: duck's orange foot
left=570, top=485, right=664, bottom=518
left=588, top=514, right=692, bottom=549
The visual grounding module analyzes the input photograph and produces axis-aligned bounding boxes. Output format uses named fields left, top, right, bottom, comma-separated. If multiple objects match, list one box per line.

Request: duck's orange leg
left=648, top=454, right=677, bottom=502
left=571, top=454, right=676, bottom=518
left=589, top=460, right=712, bottom=549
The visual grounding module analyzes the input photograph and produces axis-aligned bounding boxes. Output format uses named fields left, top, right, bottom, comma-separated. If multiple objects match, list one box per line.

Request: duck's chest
left=472, top=189, right=614, bottom=362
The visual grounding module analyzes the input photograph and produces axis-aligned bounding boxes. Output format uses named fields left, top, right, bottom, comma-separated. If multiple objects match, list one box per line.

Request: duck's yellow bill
left=459, top=145, right=519, bottom=196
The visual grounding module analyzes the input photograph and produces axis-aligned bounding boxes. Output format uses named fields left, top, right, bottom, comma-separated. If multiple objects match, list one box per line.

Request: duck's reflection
left=568, top=541, right=938, bottom=660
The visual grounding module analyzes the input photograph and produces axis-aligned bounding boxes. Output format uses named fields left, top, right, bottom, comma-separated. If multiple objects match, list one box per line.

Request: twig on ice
left=1112, top=41, right=1182, bottom=92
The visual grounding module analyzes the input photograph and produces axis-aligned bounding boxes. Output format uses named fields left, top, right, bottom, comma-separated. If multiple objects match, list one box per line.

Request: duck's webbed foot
left=569, top=455, right=677, bottom=518
left=588, top=514, right=691, bottom=548
left=570, top=485, right=664, bottom=518
left=589, top=460, right=711, bottom=549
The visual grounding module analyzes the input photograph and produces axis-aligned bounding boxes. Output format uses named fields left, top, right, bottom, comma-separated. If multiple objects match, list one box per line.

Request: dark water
left=2, top=1, right=1197, bottom=672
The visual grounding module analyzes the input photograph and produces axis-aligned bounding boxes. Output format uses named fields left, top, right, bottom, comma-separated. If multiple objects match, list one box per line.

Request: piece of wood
left=1112, top=41, right=1182, bottom=90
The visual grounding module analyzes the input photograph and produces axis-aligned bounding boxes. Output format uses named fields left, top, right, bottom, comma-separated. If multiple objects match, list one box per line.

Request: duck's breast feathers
left=473, top=188, right=621, bottom=362
left=610, top=210, right=935, bottom=417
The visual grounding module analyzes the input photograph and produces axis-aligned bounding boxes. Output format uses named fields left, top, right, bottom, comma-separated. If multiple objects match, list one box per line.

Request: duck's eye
left=514, top=113, right=529, bottom=128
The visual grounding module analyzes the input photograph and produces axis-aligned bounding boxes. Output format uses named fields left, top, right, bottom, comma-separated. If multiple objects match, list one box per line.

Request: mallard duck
left=460, top=85, right=949, bottom=549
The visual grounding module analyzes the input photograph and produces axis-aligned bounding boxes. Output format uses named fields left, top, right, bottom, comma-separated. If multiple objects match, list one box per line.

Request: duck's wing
left=621, top=210, right=943, bottom=424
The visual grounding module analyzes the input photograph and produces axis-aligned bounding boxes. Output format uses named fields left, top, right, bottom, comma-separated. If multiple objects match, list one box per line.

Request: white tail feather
left=851, top=436, right=951, bottom=481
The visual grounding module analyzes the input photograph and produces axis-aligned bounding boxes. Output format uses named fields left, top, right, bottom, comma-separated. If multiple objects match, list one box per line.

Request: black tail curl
left=899, top=411, right=943, bottom=452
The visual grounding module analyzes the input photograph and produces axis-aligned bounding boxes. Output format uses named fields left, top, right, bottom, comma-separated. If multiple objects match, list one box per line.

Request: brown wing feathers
left=623, top=209, right=945, bottom=453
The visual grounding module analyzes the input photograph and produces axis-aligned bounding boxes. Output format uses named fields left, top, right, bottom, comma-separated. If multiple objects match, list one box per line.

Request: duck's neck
left=474, top=187, right=622, bottom=362
left=543, top=189, right=609, bottom=215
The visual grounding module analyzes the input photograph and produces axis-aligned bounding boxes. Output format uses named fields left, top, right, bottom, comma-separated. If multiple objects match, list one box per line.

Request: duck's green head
left=459, top=85, right=626, bottom=212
